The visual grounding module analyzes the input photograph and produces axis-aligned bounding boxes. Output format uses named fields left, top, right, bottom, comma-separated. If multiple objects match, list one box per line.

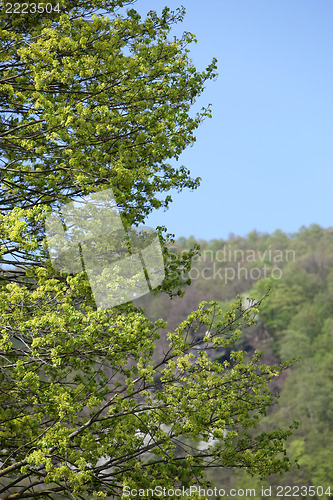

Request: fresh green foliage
left=0, top=1, right=296, bottom=498
left=0, top=290, right=296, bottom=498
left=0, top=0, right=215, bottom=277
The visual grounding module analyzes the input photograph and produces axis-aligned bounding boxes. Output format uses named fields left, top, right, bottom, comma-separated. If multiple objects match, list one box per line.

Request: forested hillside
left=138, top=223, right=333, bottom=497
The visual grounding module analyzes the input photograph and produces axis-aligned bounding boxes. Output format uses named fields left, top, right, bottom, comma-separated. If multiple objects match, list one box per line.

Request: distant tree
left=0, top=1, right=296, bottom=498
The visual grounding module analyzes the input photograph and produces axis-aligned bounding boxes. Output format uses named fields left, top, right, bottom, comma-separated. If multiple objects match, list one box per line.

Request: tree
left=0, top=1, right=296, bottom=498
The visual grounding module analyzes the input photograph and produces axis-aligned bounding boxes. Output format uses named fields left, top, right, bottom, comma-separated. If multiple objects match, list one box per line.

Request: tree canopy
left=0, top=1, right=296, bottom=498
left=1, top=0, right=215, bottom=273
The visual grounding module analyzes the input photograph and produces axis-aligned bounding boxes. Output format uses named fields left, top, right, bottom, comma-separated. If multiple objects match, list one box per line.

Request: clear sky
left=133, top=0, right=333, bottom=241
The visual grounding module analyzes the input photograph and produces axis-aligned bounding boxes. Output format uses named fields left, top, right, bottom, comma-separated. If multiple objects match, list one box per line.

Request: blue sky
left=133, top=0, right=333, bottom=241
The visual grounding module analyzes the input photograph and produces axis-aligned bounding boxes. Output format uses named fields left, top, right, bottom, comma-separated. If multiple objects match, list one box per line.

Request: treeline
left=138, top=223, right=333, bottom=497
